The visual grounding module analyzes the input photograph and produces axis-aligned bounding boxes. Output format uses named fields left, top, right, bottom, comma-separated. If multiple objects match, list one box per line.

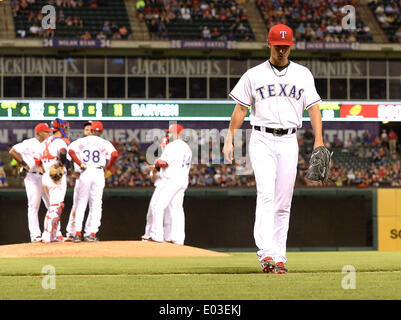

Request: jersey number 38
left=83, top=150, right=100, bottom=163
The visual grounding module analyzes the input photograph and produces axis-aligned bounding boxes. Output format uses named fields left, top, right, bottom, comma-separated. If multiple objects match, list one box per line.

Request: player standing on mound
left=67, top=121, right=118, bottom=242
left=9, top=123, right=53, bottom=242
left=36, top=119, right=70, bottom=243
left=142, top=124, right=192, bottom=245
left=65, top=121, right=93, bottom=242
left=223, top=24, right=328, bottom=274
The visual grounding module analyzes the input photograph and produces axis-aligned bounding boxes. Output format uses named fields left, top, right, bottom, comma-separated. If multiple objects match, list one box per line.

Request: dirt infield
left=0, top=241, right=229, bottom=258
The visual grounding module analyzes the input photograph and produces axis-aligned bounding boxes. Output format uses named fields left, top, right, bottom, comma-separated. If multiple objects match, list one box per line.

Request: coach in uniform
left=9, top=123, right=53, bottom=242
left=223, top=24, right=324, bottom=274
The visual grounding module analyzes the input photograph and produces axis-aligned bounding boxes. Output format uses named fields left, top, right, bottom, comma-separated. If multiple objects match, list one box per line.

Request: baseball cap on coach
left=164, top=124, right=184, bottom=134
left=35, top=123, right=55, bottom=133
left=268, top=24, right=294, bottom=46
left=91, top=121, right=103, bottom=131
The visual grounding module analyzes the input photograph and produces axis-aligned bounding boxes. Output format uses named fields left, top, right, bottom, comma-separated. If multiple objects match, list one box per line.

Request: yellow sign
left=377, top=189, right=401, bottom=251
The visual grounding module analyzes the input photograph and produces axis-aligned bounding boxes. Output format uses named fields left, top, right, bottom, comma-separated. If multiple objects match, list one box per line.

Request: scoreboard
left=0, top=100, right=236, bottom=121
left=1, top=100, right=401, bottom=121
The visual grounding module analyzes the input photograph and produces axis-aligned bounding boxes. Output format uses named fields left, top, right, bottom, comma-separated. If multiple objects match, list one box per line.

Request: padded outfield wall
left=0, top=188, right=383, bottom=250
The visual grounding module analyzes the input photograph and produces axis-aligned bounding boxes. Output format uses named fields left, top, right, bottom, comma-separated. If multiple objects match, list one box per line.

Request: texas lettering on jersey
left=256, top=83, right=304, bottom=101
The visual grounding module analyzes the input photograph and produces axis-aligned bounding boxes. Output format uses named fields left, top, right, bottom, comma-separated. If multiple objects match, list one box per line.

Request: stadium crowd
left=13, top=0, right=132, bottom=40
left=1, top=128, right=400, bottom=189
left=368, top=0, right=401, bottom=43
left=138, top=0, right=254, bottom=41
left=256, top=0, right=372, bottom=43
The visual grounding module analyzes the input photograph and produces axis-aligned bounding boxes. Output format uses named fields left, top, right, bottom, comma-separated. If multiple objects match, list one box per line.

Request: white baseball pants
left=249, top=129, right=298, bottom=264
left=145, top=178, right=187, bottom=244
left=41, top=172, right=67, bottom=242
left=72, top=167, right=105, bottom=237
left=24, top=172, right=49, bottom=241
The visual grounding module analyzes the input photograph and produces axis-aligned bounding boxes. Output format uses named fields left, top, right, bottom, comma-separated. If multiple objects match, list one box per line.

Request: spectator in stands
left=388, top=129, right=398, bottom=154
left=0, top=162, right=8, bottom=188
left=111, top=22, right=119, bottom=34
left=211, top=27, right=221, bottom=40
left=97, top=31, right=107, bottom=40
left=90, top=0, right=98, bottom=8
left=180, top=4, right=191, bottom=21
left=201, top=26, right=211, bottom=39
left=81, top=31, right=92, bottom=40
left=381, top=129, right=388, bottom=149
left=29, top=23, right=41, bottom=37
left=149, top=19, right=159, bottom=40
left=102, top=21, right=112, bottom=37
left=119, top=26, right=129, bottom=39
left=226, top=30, right=235, bottom=41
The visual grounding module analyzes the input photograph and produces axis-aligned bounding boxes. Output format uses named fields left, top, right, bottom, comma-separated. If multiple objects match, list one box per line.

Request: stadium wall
left=0, top=188, right=378, bottom=250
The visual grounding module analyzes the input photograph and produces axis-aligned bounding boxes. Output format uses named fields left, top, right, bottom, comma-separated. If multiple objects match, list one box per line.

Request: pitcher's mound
left=0, top=241, right=229, bottom=258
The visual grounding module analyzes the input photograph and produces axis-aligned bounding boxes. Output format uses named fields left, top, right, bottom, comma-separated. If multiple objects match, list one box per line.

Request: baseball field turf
left=0, top=251, right=400, bottom=300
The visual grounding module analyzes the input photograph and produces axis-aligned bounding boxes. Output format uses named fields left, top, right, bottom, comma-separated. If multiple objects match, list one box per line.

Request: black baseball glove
left=18, top=166, right=28, bottom=178
left=305, top=146, right=333, bottom=184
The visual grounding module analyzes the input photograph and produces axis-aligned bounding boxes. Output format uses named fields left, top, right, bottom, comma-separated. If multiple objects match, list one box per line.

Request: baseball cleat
left=84, top=234, right=99, bottom=242
left=55, top=235, right=64, bottom=242
left=141, top=235, right=151, bottom=242
left=260, top=257, right=276, bottom=273
left=64, top=234, right=75, bottom=242
left=31, top=236, right=42, bottom=243
left=274, top=262, right=288, bottom=274
left=73, top=234, right=82, bottom=243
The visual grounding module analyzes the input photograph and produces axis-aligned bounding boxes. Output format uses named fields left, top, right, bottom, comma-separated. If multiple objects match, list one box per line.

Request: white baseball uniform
left=65, top=160, right=85, bottom=237
left=38, top=136, right=69, bottom=242
left=230, top=60, right=321, bottom=263
left=11, top=138, right=50, bottom=242
left=145, top=139, right=192, bottom=244
left=67, top=135, right=116, bottom=237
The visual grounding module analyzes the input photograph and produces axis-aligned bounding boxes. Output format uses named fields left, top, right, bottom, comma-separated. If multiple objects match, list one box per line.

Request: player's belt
left=253, top=126, right=296, bottom=136
left=31, top=171, right=43, bottom=175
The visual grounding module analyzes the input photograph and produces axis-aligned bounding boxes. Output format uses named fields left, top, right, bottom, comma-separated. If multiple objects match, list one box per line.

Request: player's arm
left=68, top=148, right=87, bottom=170
left=307, top=104, right=324, bottom=149
left=223, top=103, right=248, bottom=162
left=9, top=148, right=30, bottom=171
left=105, top=150, right=118, bottom=170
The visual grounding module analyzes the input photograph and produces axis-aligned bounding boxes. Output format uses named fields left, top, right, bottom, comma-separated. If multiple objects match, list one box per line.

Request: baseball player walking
left=9, top=123, right=53, bottom=242
left=65, top=121, right=93, bottom=242
left=67, top=121, right=118, bottom=242
left=142, top=124, right=192, bottom=245
left=36, top=119, right=71, bottom=243
left=223, top=24, right=324, bottom=274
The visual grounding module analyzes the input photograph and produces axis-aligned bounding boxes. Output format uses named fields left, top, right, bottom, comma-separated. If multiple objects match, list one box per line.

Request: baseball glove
left=18, top=166, right=28, bottom=178
left=49, top=164, right=64, bottom=184
left=305, top=146, right=333, bottom=184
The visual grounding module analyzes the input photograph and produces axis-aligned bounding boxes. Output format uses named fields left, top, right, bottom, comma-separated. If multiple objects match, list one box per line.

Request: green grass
left=0, top=251, right=400, bottom=300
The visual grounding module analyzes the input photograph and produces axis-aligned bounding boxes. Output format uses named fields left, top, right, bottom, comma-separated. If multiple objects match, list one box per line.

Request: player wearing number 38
left=67, top=121, right=118, bottom=242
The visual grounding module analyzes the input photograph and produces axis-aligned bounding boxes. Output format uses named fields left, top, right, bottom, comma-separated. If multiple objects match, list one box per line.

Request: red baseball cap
left=91, top=121, right=103, bottom=131
left=165, top=124, right=184, bottom=134
left=160, top=136, right=169, bottom=147
left=35, top=123, right=55, bottom=133
left=268, top=24, right=294, bottom=46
